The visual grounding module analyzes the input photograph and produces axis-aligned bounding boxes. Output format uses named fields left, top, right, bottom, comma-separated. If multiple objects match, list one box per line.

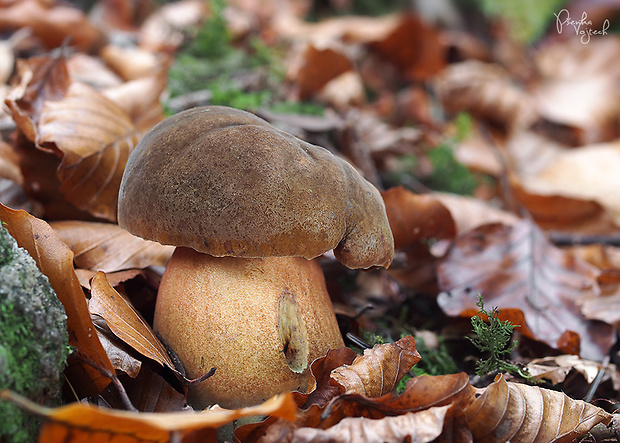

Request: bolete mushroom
left=118, top=106, right=394, bottom=409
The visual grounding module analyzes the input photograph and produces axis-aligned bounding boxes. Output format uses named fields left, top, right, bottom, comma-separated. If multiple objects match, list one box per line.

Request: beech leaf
left=0, top=389, right=297, bottom=443
left=464, top=375, right=613, bottom=443
left=437, top=220, right=615, bottom=360
left=0, top=204, right=114, bottom=394
left=51, top=220, right=174, bottom=273
left=330, top=336, right=421, bottom=397
left=5, top=54, right=140, bottom=221
left=292, top=405, right=451, bottom=443
left=89, top=271, right=178, bottom=376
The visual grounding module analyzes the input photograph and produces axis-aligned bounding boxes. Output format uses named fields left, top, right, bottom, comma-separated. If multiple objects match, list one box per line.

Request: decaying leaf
left=435, top=61, right=536, bottom=132
left=526, top=355, right=620, bottom=390
left=0, top=0, right=105, bottom=51
left=89, top=271, right=179, bottom=376
left=5, top=54, right=140, bottom=221
left=51, top=220, right=173, bottom=273
left=0, top=204, right=114, bottom=394
left=465, top=375, right=613, bottom=443
left=292, top=405, right=451, bottom=443
left=1, top=389, right=297, bottom=443
left=437, top=220, right=615, bottom=360
left=381, top=186, right=456, bottom=251
left=330, top=336, right=421, bottom=397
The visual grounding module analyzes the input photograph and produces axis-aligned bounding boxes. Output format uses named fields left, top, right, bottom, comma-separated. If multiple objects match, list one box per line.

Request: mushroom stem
left=153, top=247, right=344, bottom=409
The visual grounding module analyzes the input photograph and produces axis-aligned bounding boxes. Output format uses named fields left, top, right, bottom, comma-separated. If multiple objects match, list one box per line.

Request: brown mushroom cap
left=118, top=106, right=393, bottom=269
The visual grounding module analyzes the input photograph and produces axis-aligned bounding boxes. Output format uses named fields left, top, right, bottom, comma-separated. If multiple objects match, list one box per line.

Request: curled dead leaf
left=0, top=204, right=114, bottom=394
left=465, top=375, right=612, bottom=443
left=435, top=61, right=536, bottom=132
left=1, top=389, right=297, bottom=443
left=330, top=336, right=420, bottom=397
left=5, top=54, right=140, bottom=221
left=292, top=405, right=451, bottom=443
left=89, top=271, right=178, bottom=376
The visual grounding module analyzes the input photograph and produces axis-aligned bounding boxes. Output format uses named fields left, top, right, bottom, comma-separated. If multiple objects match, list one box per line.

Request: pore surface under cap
left=118, top=106, right=393, bottom=269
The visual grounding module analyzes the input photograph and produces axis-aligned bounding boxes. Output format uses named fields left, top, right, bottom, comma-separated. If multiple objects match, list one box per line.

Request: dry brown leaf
left=50, top=220, right=173, bottom=273
left=66, top=53, right=123, bottom=90
left=465, top=375, right=612, bottom=443
left=511, top=140, right=620, bottom=227
left=292, top=405, right=450, bottom=443
left=432, top=193, right=519, bottom=235
left=138, top=0, right=207, bottom=53
left=526, top=355, right=620, bottom=390
left=368, top=13, right=446, bottom=82
left=533, top=38, right=620, bottom=145
left=0, top=203, right=114, bottom=395
left=509, top=175, right=619, bottom=234
left=89, top=271, right=178, bottom=376
left=382, top=186, right=456, bottom=251
left=0, top=0, right=105, bottom=51
left=1, top=389, right=297, bottom=443
left=0, top=140, right=22, bottom=184
left=102, top=68, right=168, bottom=134
left=293, top=43, right=352, bottom=100
left=435, top=61, right=536, bottom=132
left=330, top=336, right=421, bottom=397
left=437, top=220, right=615, bottom=360
left=5, top=54, right=140, bottom=221
left=95, top=327, right=143, bottom=379
left=100, top=45, right=164, bottom=81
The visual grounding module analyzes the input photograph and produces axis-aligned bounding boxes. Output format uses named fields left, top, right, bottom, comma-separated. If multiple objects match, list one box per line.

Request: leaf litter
left=1, top=0, right=620, bottom=441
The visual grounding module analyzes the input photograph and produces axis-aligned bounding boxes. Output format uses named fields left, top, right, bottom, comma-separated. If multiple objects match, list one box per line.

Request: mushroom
left=118, top=106, right=394, bottom=409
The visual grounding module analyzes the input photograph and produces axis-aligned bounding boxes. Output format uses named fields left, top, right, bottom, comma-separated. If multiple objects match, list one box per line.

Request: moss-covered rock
left=0, top=223, right=70, bottom=442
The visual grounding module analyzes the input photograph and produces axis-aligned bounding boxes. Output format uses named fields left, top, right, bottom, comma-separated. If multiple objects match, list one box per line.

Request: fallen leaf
left=436, top=220, right=615, bottom=360
left=322, top=373, right=475, bottom=428
left=432, top=192, right=519, bottom=235
left=464, top=374, right=613, bottom=443
left=330, top=336, right=421, bottom=397
left=382, top=186, right=456, bottom=251
left=434, top=61, right=536, bottom=132
left=138, top=0, right=207, bottom=53
left=512, top=140, right=620, bottom=227
left=368, top=13, right=446, bottom=82
left=533, top=38, right=620, bottom=145
left=293, top=43, right=352, bottom=100
left=0, top=139, right=22, bottom=184
left=526, top=355, right=620, bottom=390
left=292, top=405, right=451, bottom=443
left=0, top=204, right=114, bottom=395
left=0, top=0, right=105, bottom=51
left=5, top=54, right=140, bottom=221
left=89, top=271, right=179, bottom=376
left=50, top=220, right=173, bottom=273
left=1, top=389, right=297, bottom=443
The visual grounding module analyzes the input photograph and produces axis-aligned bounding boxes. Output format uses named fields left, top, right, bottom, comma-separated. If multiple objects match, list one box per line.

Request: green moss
left=0, top=224, right=70, bottom=442
left=469, top=0, right=570, bottom=43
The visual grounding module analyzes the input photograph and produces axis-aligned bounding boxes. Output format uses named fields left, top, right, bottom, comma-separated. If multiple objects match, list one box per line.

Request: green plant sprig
left=468, top=294, right=537, bottom=382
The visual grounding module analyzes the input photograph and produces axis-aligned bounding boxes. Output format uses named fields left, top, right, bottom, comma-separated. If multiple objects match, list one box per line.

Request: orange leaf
left=89, top=271, right=178, bottom=375
left=1, top=389, right=297, bottom=443
left=465, top=375, right=612, bottom=443
left=330, top=336, right=421, bottom=397
left=51, top=220, right=173, bottom=273
left=0, top=204, right=114, bottom=394
left=382, top=186, right=456, bottom=250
